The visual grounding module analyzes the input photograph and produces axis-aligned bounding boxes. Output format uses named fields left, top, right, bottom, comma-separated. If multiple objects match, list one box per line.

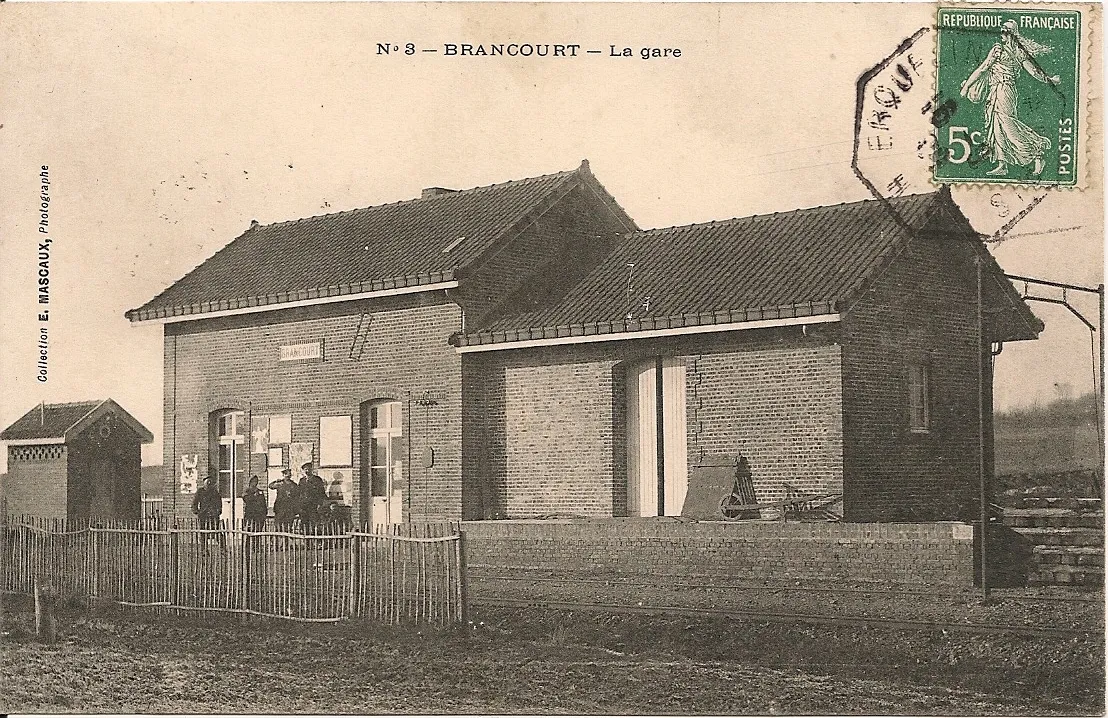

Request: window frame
left=907, top=363, right=930, bottom=433
left=367, top=400, right=403, bottom=498
left=214, top=409, right=247, bottom=499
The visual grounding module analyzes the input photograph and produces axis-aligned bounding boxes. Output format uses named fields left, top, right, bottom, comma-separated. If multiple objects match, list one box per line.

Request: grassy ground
left=1, top=603, right=1102, bottom=714
left=994, top=393, right=1101, bottom=484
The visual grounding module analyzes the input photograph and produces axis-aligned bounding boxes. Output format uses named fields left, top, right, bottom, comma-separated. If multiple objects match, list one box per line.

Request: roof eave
left=451, top=301, right=839, bottom=352
left=127, top=272, right=459, bottom=325
left=0, top=436, right=67, bottom=445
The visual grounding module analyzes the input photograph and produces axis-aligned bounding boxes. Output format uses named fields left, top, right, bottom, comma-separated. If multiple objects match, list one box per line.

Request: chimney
left=421, top=187, right=457, bottom=199
left=249, top=219, right=260, bottom=230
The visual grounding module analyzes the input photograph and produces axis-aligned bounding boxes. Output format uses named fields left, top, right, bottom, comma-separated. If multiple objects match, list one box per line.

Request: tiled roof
left=127, top=161, right=632, bottom=322
left=455, top=192, right=942, bottom=346
left=2, top=401, right=101, bottom=441
left=1, top=399, right=153, bottom=443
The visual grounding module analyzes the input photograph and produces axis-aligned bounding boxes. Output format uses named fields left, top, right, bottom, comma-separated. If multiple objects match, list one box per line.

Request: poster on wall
left=269, top=414, right=292, bottom=445
left=267, top=447, right=283, bottom=467
left=323, top=467, right=354, bottom=505
left=289, top=442, right=314, bottom=476
left=179, top=454, right=199, bottom=494
left=251, top=415, right=270, bottom=454
left=319, top=415, right=352, bottom=467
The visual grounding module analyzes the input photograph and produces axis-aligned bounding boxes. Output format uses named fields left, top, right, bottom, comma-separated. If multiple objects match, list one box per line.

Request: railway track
left=472, top=595, right=1101, bottom=640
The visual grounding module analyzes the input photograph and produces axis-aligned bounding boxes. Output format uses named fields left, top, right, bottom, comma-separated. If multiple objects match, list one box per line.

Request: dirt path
left=1, top=607, right=1101, bottom=715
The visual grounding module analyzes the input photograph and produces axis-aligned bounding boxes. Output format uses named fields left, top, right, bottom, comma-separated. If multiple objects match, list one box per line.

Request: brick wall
left=841, top=228, right=985, bottom=522
left=460, top=184, right=627, bottom=327
left=462, top=519, right=976, bottom=586
left=688, top=341, right=843, bottom=502
left=67, top=415, right=143, bottom=521
left=3, top=444, right=68, bottom=518
left=162, top=293, right=464, bottom=522
left=461, top=327, right=843, bottom=519
left=463, top=350, right=621, bottom=519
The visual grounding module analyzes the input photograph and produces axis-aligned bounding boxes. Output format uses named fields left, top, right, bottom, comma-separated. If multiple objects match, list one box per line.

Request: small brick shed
left=1, top=399, right=153, bottom=521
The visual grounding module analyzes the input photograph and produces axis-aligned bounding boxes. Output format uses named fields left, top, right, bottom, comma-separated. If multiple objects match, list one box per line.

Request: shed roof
left=126, top=161, right=635, bottom=322
left=1, top=399, right=154, bottom=444
left=453, top=190, right=1043, bottom=347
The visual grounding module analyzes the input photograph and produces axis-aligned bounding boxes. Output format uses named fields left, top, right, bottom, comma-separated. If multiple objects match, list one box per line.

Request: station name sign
left=279, top=341, right=323, bottom=362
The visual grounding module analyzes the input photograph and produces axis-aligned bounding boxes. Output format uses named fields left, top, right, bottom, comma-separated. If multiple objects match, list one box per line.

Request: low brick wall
left=462, top=519, right=976, bottom=587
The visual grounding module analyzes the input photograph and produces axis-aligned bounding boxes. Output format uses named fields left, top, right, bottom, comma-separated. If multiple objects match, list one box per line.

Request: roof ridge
left=257, top=167, right=580, bottom=231
left=38, top=399, right=103, bottom=408
left=65, top=399, right=109, bottom=435
left=630, top=190, right=939, bottom=238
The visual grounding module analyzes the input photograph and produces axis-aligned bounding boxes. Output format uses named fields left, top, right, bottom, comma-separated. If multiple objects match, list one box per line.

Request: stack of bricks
left=1001, top=500, right=1104, bottom=586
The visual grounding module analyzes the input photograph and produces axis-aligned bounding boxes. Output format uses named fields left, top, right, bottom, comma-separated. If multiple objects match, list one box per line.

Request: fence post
left=242, top=527, right=250, bottom=618
left=394, top=531, right=403, bottom=620
left=348, top=533, right=359, bottom=619
left=34, top=576, right=57, bottom=644
left=90, top=527, right=99, bottom=604
left=169, top=526, right=179, bottom=609
left=455, top=523, right=468, bottom=626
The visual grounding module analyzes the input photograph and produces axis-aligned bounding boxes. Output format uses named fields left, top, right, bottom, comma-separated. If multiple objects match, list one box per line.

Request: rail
left=475, top=596, right=1099, bottom=640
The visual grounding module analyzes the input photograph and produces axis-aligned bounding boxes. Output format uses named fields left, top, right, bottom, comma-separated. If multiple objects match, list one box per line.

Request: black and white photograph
left=0, top=1, right=1103, bottom=714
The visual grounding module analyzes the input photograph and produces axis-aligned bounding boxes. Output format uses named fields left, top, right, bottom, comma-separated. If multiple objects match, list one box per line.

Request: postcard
left=0, top=3, right=1102, bottom=714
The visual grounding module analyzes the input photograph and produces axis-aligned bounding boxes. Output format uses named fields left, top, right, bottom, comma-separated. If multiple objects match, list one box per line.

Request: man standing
left=269, top=468, right=299, bottom=530
left=242, top=475, right=268, bottom=532
left=299, top=462, right=328, bottom=532
left=192, top=475, right=224, bottom=549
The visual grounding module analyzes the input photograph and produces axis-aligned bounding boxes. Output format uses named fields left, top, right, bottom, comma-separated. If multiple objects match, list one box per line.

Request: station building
left=127, top=161, right=1041, bottom=526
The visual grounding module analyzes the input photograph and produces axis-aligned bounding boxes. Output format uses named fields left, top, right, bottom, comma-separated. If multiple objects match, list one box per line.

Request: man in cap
left=298, top=461, right=328, bottom=532
left=268, top=467, right=299, bottom=530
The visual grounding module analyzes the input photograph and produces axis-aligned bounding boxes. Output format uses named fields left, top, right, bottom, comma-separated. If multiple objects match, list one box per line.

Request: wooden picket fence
left=0, top=515, right=467, bottom=625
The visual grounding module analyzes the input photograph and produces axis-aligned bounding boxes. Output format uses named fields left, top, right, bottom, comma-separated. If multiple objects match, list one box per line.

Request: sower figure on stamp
left=192, top=475, right=225, bottom=551
left=960, top=20, right=1061, bottom=177
left=269, top=467, right=299, bottom=530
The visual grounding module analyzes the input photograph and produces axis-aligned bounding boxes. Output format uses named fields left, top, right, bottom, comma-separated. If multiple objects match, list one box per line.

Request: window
left=214, top=409, right=246, bottom=499
left=368, top=401, right=403, bottom=497
left=908, top=364, right=930, bottom=432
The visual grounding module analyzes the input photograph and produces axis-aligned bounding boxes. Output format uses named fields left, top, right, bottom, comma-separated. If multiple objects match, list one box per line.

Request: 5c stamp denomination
left=936, top=7, right=1081, bottom=186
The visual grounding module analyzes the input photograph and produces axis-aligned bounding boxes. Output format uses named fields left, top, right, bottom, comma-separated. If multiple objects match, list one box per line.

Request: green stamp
left=935, top=7, right=1080, bottom=185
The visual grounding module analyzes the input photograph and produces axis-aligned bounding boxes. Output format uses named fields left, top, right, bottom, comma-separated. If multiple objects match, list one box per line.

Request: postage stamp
left=935, top=7, right=1081, bottom=186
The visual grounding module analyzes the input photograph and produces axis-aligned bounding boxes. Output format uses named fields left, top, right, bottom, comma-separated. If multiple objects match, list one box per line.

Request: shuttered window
left=908, top=364, right=930, bottom=432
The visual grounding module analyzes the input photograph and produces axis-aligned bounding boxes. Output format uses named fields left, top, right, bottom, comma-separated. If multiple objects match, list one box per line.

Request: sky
left=0, top=2, right=1102, bottom=470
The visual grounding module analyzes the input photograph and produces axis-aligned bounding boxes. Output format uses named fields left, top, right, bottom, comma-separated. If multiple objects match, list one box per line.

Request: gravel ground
left=469, top=569, right=1105, bottom=632
left=0, top=606, right=1102, bottom=714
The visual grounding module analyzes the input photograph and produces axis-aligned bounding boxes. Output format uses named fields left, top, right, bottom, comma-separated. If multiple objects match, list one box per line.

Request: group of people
left=266, top=461, right=333, bottom=530
left=191, top=461, right=335, bottom=532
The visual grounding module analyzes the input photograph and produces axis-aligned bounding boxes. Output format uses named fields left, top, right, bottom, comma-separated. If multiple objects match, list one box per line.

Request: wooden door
left=625, top=357, right=688, bottom=516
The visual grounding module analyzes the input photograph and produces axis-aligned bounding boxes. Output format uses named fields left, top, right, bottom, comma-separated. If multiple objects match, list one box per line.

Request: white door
left=626, top=357, right=688, bottom=516
left=215, top=410, right=246, bottom=523
left=365, top=400, right=404, bottom=530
